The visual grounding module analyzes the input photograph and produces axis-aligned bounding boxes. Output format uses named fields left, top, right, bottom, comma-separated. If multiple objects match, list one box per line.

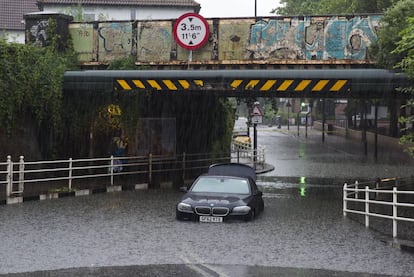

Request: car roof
left=207, top=163, right=256, bottom=181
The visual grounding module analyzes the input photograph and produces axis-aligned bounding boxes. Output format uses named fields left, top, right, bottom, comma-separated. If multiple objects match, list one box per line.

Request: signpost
left=251, top=102, right=263, bottom=167
left=173, top=13, right=209, bottom=50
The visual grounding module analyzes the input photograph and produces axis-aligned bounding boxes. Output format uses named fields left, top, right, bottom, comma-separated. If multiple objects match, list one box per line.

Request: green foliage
left=263, top=103, right=277, bottom=124
left=371, top=0, right=414, bottom=69
left=60, top=3, right=109, bottom=22
left=392, top=14, right=414, bottom=156
left=107, top=56, right=138, bottom=70
left=275, top=0, right=393, bottom=15
left=0, top=19, right=78, bottom=158
left=399, top=98, right=414, bottom=156
left=393, top=17, right=414, bottom=75
left=209, top=98, right=235, bottom=157
left=0, top=39, right=67, bottom=134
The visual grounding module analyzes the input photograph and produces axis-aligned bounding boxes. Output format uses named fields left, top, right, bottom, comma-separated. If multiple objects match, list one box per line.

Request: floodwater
left=0, top=126, right=413, bottom=276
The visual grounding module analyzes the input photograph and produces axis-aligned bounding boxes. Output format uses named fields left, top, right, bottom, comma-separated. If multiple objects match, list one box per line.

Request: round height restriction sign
left=173, top=13, right=209, bottom=50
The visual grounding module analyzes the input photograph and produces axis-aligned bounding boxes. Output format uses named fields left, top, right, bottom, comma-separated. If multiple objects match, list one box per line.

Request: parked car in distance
left=233, top=116, right=249, bottom=137
left=176, top=163, right=264, bottom=222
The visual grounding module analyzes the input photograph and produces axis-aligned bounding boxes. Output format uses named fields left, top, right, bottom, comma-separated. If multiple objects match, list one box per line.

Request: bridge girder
left=63, top=69, right=413, bottom=99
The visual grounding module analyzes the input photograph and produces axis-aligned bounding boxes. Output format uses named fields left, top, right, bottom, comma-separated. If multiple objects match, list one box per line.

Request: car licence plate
left=199, top=216, right=223, bottom=223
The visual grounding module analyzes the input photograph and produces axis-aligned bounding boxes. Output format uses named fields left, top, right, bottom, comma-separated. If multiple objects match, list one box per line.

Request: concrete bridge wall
left=65, top=14, right=382, bottom=65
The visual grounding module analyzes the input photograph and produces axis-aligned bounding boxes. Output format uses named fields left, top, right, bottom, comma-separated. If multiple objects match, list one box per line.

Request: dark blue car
left=176, top=163, right=264, bottom=222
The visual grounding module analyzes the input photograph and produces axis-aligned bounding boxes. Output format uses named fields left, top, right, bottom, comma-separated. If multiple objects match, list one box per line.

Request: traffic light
left=301, top=102, right=308, bottom=112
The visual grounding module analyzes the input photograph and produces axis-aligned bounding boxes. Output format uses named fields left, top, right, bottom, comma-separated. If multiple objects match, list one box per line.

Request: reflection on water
left=257, top=175, right=343, bottom=200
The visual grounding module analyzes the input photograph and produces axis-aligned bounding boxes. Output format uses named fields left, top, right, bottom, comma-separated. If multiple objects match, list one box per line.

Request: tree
left=274, top=0, right=393, bottom=15
left=392, top=16, right=414, bottom=156
left=393, top=17, right=414, bottom=76
left=371, top=0, right=414, bottom=69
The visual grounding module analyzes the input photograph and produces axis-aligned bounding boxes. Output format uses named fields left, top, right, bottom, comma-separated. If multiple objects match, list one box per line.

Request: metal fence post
left=393, top=187, right=398, bottom=238
left=6, top=155, right=12, bottom=198
left=343, top=183, right=347, bottom=217
left=18, top=156, right=24, bottom=194
left=365, top=186, right=369, bottom=228
left=68, top=158, right=73, bottom=191
left=355, top=180, right=359, bottom=199
left=148, top=153, right=152, bottom=186
left=110, top=155, right=114, bottom=186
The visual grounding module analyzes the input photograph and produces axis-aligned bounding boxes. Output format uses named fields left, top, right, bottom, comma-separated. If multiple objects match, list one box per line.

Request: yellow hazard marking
left=295, top=80, right=312, bottom=91
left=260, top=80, right=277, bottom=91
left=231, top=80, right=243, bottom=89
left=178, top=80, right=190, bottom=89
left=245, top=80, right=260, bottom=90
left=312, top=80, right=329, bottom=91
left=163, top=80, right=177, bottom=90
left=148, top=80, right=162, bottom=90
left=117, top=80, right=131, bottom=90
left=132, top=80, right=145, bottom=89
left=194, top=80, right=204, bottom=87
left=330, top=80, right=348, bottom=92
left=277, top=80, right=294, bottom=91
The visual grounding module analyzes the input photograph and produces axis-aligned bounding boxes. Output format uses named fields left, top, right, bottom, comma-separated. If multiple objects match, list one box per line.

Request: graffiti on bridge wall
left=67, top=14, right=382, bottom=63
left=248, top=15, right=381, bottom=60
left=28, top=19, right=49, bottom=47
left=98, top=22, right=132, bottom=59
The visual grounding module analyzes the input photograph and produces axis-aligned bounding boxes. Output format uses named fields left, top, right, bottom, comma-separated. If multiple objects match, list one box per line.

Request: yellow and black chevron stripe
left=115, top=78, right=350, bottom=93
left=230, top=79, right=350, bottom=93
left=115, top=79, right=205, bottom=91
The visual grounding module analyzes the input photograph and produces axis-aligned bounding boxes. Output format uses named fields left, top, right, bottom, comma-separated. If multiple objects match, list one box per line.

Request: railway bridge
left=25, top=12, right=414, bottom=158
left=50, top=12, right=412, bottom=98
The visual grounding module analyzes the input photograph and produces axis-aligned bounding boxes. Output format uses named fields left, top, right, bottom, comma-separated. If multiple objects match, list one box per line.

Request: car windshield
left=191, top=176, right=250, bottom=194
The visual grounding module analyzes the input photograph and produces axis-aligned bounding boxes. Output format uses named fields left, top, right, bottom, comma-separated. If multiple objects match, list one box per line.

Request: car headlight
left=232, top=206, right=251, bottom=215
left=177, top=202, right=193, bottom=213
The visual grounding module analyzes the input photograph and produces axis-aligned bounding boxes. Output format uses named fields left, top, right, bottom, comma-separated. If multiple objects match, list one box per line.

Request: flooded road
left=258, top=126, right=414, bottom=180
left=0, top=127, right=413, bottom=276
left=1, top=186, right=413, bottom=276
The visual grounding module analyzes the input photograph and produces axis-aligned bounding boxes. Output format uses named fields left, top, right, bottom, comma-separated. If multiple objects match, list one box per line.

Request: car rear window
left=191, top=176, right=250, bottom=194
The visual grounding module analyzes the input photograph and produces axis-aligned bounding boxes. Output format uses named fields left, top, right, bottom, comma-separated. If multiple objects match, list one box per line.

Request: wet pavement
left=0, top=126, right=413, bottom=276
left=258, top=126, right=414, bottom=180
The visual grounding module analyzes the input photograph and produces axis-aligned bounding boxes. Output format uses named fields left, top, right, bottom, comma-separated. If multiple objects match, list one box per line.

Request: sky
left=196, top=0, right=281, bottom=18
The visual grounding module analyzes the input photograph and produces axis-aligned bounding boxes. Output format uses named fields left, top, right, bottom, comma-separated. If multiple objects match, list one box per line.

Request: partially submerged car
left=176, top=163, right=264, bottom=222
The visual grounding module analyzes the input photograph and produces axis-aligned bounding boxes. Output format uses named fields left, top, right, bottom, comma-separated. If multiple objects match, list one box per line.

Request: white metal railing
left=1, top=147, right=266, bottom=200
left=343, top=177, right=414, bottom=238
left=232, top=139, right=265, bottom=165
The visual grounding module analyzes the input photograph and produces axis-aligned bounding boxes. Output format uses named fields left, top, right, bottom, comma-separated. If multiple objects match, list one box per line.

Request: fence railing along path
left=343, top=177, right=414, bottom=239
left=0, top=141, right=265, bottom=204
